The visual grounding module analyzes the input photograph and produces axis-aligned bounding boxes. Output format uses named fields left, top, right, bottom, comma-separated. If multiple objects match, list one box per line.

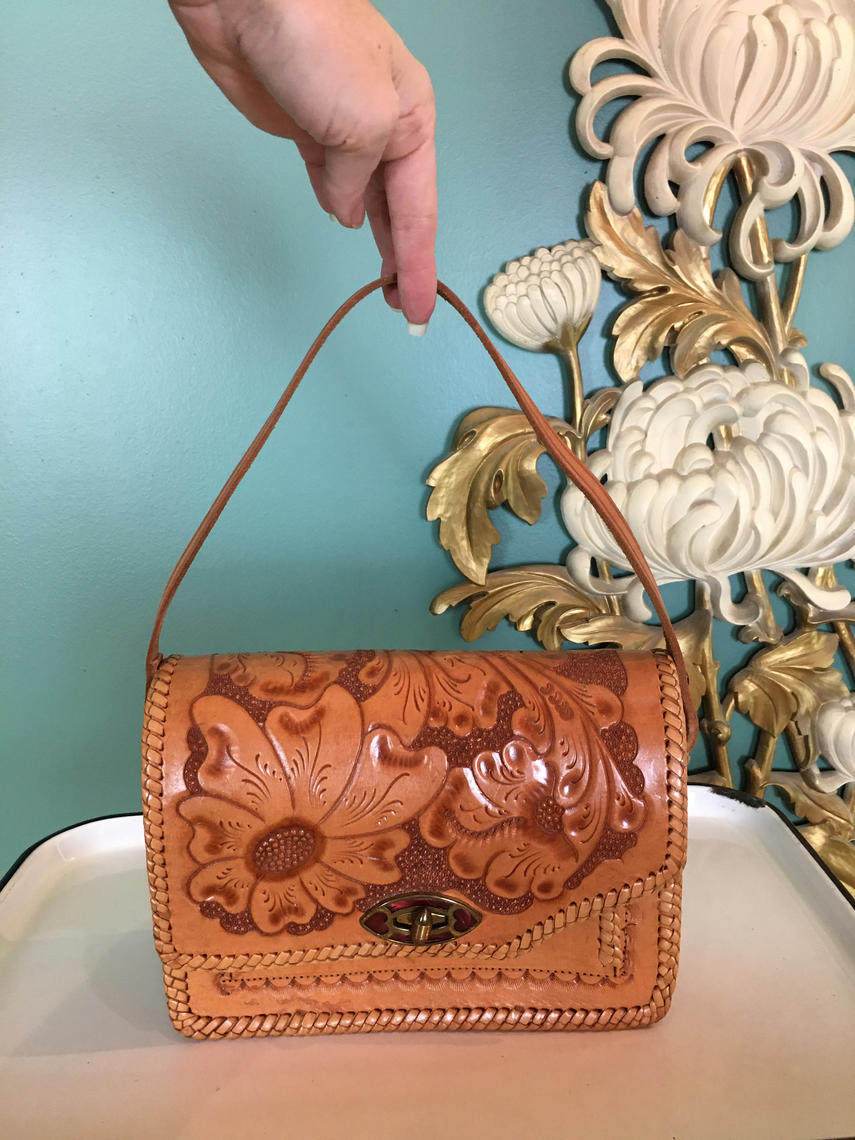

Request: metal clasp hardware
left=360, top=892, right=482, bottom=946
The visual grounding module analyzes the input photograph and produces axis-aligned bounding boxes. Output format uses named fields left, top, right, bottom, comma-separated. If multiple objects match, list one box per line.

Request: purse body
left=144, top=645, right=687, bottom=1039
left=143, top=277, right=695, bottom=1038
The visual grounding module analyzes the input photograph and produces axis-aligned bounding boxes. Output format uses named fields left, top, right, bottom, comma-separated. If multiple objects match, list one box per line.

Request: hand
left=170, top=0, right=438, bottom=325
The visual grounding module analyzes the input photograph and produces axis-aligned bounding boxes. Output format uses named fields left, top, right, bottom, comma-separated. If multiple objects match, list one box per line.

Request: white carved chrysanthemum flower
left=571, top=0, right=855, bottom=276
left=814, top=696, right=855, bottom=789
left=561, top=353, right=855, bottom=626
left=484, top=240, right=602, bottom=351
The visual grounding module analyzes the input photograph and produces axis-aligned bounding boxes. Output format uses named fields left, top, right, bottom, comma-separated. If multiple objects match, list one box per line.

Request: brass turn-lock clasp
left=410, top=906, right=434, bottom=947
left=361, top=892, right=481, bottom=946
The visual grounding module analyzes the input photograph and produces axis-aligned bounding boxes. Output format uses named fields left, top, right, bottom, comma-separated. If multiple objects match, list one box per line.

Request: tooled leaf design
left=426, top=407, right=578, bottom=583
left=586, top=181, right=777, bottom=379
left=728, top=631, right=848, bottom=738
left=430, top=563, right=609, bottom=649
left=419, top=656, right=645, bottom=897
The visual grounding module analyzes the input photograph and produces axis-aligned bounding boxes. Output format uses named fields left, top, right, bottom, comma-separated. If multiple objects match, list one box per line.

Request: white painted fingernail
left=328, top=212, right=337, bottom=223
left=407, top=321, right=428, bottom=337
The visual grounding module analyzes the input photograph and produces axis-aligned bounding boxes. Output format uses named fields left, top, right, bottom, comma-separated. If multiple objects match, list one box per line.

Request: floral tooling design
left=179, top=686, right=447, bottom=933
left=421, top=680, right=645, bottom=898
left=178, top=652, right=646, bottom=933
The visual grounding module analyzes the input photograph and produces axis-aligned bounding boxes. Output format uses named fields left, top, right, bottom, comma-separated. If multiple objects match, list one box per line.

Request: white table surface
left=1, top=786, right=853, bottom=1140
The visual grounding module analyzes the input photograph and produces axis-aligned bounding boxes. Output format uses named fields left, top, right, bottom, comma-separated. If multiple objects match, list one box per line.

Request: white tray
left=1, top=786, right=853, bottom=1140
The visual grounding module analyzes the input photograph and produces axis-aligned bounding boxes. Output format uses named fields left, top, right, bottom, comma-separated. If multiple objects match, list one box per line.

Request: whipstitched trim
left=143, top=656, right=179, bottom=959
left=160, top=881, right=682, bottom=1038
left=143, top=652, right=688, bottom=971
left=598, top=905, right=626, bottom=972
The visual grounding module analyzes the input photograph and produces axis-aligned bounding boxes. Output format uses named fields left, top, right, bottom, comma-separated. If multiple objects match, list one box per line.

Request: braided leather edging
left=142, top=656, right=180, bottom=957
left=598, top=906, right=626, bottom=973
left=203, top=906, right=627, bottom=993
left=653, top=650, right=689, bottom=876
left=160, top=876, right=683, bottom=1038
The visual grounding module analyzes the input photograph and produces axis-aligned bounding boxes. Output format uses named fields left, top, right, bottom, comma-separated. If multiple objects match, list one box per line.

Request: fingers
left=365, top=169, right=399, bottom=309
left=316, top=122, right=437, bottom=324
left=383, top=135, right=437, bottom=325
left=181, top=0, right=440, bottom=324
left=320, top=115, right=394, bottom=229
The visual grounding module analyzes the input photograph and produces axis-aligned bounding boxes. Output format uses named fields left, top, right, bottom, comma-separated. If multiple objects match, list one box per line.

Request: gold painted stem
left=784, top=722, right=806, bottom=770
left=732, top=155, right=788, bottom=358
left=721, top=690, right=736, bottom=722
left=558, top=339, right=586, bottom=447
left=695, top=584, right=733, bottom=785
left=781, top=255, right=807, bottom=333
left=744, top=569, right=782, bottom=644
left=747, top=730, right=779, bottom=797
left=598, top=563, right=622, bottom=616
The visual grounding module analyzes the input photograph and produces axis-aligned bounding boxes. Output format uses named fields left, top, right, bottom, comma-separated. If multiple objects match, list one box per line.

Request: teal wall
left=2, top=1, right=854, bottom=870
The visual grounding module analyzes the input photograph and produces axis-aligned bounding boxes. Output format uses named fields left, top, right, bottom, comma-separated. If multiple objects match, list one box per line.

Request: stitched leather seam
left=142, top=655, right=179, bottom=955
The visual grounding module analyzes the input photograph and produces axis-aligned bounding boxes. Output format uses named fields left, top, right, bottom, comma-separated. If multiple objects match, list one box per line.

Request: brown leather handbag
left=142, top=277, right=696, bottom=1040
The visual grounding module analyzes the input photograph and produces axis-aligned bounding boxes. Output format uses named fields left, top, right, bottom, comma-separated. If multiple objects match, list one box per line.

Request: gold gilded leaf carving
left=585, top=182, right=776, bottom=380
left=798, top=823, right=855, bottom=897
left=578, top=386, right=620, bottom=441
left=430, top=564, right=608, bottom=650
left=556, top=609, right=707, bottom=712
left=425, top=407, right=577, bottom=583
left=770, top=774, right=853, bottom=836
left=432, top=566, right=706, bottom=710
left=728, top=632, right=848, bottom=739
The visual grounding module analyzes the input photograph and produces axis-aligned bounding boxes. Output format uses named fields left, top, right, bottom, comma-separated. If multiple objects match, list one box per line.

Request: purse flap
left=145, top=648, right=687, bottom=964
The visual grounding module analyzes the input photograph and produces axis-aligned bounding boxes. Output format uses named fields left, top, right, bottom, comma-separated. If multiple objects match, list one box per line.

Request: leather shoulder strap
left=146, top=275, right=698, bottom=745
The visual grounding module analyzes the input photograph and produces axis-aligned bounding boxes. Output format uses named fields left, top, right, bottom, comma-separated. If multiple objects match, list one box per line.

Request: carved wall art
left=426, top=0, right=855, bottom=892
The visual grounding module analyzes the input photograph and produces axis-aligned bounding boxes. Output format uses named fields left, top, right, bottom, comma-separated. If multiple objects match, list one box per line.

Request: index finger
left=383, top=135, right=438, bottom=326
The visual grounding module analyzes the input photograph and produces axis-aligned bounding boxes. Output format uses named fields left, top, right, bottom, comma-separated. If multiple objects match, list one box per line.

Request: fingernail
left=328, top=212, right=337, bottom=223
left=407, top=321, right=428, bottom=337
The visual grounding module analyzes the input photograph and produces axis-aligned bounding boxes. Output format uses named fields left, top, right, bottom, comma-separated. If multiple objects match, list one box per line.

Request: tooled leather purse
left=142, top=276, right=696, bottom=1040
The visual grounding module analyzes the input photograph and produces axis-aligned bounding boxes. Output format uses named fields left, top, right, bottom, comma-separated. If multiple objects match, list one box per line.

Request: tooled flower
left=179, top=686, right=447, bottom=933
